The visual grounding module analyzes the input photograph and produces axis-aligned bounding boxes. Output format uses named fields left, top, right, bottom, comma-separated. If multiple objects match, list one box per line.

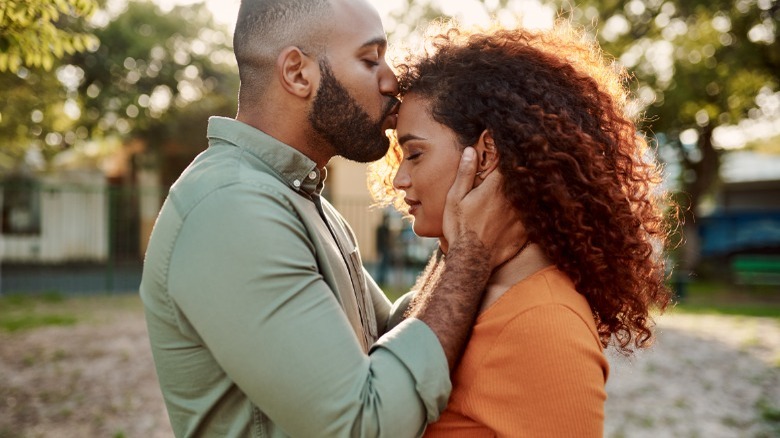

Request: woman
left=370, top=21, right=673, bottom=436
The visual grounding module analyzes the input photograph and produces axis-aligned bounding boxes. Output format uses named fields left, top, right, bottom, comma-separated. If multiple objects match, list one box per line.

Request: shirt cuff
left=371, top=317, right=452, bottom=423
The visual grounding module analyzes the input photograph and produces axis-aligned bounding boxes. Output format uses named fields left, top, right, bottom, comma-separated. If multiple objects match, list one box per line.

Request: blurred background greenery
left=0, top=0, right=779, bottom=311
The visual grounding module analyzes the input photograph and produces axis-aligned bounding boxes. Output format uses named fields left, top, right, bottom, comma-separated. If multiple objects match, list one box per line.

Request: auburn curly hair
left=368, top=20, right=674, bottom=354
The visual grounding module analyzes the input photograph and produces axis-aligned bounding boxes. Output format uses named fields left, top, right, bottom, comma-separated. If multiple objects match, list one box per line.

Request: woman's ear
left=276, top=46, right=317, bottom=98
left=472, top=129, right=499, bottom=186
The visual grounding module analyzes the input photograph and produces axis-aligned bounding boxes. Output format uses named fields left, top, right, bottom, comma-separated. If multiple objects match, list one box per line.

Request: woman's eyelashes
left=404, top=151, right=422, bottom=161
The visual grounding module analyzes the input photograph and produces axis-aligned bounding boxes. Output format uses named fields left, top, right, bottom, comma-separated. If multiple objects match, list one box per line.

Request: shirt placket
left=311, top=193, right=374, bottom=350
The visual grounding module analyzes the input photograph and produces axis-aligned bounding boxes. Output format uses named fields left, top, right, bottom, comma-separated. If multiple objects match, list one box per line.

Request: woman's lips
left=404, top=198, right=421, bottom=214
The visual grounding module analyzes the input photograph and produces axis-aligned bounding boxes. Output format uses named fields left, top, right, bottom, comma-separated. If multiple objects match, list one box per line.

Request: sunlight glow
left=156, top=0, right=554, bottom=36
left=151, top=0, right=779, bottom=155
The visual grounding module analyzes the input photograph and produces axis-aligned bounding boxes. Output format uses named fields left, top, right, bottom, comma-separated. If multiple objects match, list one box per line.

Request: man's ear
left=472, top=129, right=499, bottom=185
left=276, top=46, right=317, bottom=98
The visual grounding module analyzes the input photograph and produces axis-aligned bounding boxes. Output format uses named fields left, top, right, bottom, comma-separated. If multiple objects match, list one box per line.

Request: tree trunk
left=680, top=124, right=720, bottom=273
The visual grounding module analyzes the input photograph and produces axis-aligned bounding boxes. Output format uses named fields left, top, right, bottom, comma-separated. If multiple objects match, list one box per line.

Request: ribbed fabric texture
left=424, top=266, right=609, bottom=437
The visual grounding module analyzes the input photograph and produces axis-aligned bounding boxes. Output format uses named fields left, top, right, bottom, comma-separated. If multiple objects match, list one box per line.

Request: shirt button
left=308, top=171, right=317, bottom=180
left=293, top=179, right=301, bottom=188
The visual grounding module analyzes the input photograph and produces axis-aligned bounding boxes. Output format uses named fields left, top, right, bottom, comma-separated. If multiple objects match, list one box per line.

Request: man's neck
left=236, top=112, right=333, bottom=168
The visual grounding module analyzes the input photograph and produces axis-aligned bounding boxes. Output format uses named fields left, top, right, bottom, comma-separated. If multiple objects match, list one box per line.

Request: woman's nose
left=393, top=164, right=410, bottom=190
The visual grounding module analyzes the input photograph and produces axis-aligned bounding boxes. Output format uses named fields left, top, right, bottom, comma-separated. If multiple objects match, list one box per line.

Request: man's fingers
left=446, top=147, right=477, bottom=203
left=470, top=165, right=501, bottom=194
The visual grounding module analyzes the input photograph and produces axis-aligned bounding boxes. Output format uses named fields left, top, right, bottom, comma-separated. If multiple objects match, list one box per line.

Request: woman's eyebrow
left=397, top=133, right=426, bottom=145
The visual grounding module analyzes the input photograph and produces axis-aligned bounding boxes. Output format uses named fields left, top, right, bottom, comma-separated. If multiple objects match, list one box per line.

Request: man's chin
left=366, top=141, right=391, bottom=162
left=342, top=139, right=390, bottom=163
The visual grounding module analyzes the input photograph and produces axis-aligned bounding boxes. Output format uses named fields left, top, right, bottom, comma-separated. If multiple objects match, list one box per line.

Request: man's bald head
left=233, top=0, right=333, bottom=103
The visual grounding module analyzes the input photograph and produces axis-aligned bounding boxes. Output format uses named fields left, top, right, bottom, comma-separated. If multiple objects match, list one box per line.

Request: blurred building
left=699, top=151, right=780, bottom=257
left=697, top=150, right=780, bottom=285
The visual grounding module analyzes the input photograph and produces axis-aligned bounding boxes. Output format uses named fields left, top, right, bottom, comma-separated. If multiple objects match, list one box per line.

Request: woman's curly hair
left=369, top=20, right=674, bottom=354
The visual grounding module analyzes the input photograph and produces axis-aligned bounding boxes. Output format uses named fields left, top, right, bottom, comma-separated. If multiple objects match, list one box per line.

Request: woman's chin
left=411, top=222, right=442, bottom=239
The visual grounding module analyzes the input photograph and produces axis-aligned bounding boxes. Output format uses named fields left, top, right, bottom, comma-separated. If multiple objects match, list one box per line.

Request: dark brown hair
left=369, top=21, right=674, bottom=354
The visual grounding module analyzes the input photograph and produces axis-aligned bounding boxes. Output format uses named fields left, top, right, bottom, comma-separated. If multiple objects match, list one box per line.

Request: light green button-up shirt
left=140, top=117, right=450, bottom=437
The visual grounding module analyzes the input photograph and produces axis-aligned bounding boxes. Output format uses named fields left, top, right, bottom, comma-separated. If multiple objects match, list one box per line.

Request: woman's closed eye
left=404, top=151, right=422, bottom=161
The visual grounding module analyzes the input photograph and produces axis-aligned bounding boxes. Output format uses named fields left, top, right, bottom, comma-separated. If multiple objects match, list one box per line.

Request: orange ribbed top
left=424, top=266, right=609, bottom=437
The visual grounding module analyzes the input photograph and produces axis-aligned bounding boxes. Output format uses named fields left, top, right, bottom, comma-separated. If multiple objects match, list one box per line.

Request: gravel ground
left=1, top=297, right=779, bottom=437
left=605, top=313, right=780, bottom=438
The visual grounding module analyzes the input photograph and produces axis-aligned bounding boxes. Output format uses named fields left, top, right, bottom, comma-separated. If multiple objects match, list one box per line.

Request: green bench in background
left=731, top=255, right=780, bottom=285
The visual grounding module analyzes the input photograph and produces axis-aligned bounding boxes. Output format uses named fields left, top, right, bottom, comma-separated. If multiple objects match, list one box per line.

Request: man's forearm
left=410, top=232, right=491, bottom=369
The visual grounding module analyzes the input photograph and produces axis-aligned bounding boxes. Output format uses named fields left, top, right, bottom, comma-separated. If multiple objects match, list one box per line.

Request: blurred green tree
left=69, top=1, right=238, bottom=183
left=0, top=63, right=70, bottom=169
left=0, top=1, right=238, bottom=183
left=553, top=0, right=779, bottom=270
left=0, top=0, right=99, bottom=72
left=564, top=0, right=777, bottom=203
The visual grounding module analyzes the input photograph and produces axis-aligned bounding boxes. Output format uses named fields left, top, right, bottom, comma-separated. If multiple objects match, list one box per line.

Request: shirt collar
left=206, top=116, right=325, bottom=195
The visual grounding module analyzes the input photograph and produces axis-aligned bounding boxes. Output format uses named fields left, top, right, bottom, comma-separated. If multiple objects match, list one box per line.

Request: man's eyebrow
left=360, top=37, right=388, bottom=50
left=397, top=133, right=425, bottom=145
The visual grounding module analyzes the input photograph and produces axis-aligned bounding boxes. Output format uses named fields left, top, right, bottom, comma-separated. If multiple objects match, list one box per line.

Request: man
left=140, top=0, right=521, bottom=436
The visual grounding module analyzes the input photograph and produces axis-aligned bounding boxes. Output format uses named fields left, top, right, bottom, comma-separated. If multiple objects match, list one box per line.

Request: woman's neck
left=480, top=243, right=552, bottom=313
left=436, top=237, right=552, bottom=312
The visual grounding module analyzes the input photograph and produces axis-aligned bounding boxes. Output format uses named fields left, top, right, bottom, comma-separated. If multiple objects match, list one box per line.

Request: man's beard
left=309, top=59, right=397, bottom=163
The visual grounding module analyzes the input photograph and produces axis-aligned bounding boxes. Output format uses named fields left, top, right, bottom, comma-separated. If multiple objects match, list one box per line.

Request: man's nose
left=380, top=63, right=399, bottom=97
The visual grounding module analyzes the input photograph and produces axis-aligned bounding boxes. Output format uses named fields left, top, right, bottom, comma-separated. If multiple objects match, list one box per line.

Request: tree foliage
left=0, top=0, right=99, bottom=72
left=0, top=64, right=70, bottom=169
left=558, top=0, right=779, bottom=214
left=0, top=0, right=238, bottom=177
left=69, top=1, right=237, bottom=148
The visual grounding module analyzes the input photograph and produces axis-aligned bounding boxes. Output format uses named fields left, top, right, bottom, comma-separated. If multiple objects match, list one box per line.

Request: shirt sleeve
left=467, top=305, right=608, bottom=438
left=167, top=183, right=450, bottom=437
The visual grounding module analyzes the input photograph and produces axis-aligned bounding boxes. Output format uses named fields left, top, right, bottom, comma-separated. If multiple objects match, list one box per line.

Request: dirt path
left=1, top=296, right=779, bottom=437
left=0, top=297, right=172, bottom=438
left=605, top=313, right=780, bottom=437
